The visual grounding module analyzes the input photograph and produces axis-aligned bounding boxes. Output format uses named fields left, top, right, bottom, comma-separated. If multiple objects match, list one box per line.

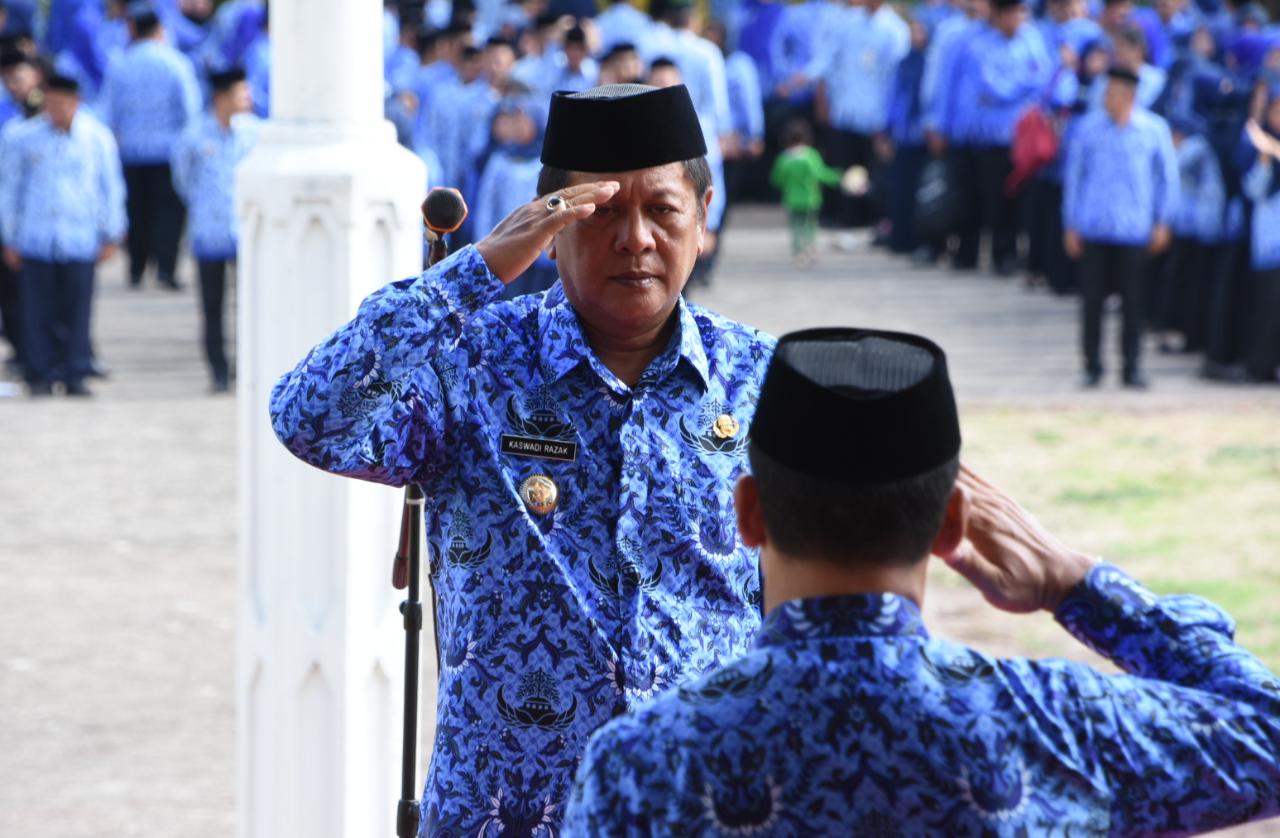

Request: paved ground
left=1, top=205, right=1277, bottom=836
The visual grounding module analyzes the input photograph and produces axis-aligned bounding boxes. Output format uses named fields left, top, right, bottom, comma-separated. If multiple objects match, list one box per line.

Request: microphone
left=421, top=187, right=469, bottom=268
left=421, top=187, right=468, bottom=238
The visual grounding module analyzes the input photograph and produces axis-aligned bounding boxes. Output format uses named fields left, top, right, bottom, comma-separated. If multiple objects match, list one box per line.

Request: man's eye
left=652, top=205, right=675, bottom=215
left=593, top=206, right=615, bottom=217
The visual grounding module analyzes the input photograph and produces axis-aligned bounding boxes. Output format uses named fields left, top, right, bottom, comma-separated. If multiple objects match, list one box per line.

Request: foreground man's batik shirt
left=270, top=245, right=774, bottom=835
left=565, top=565, right=1280, bottom=837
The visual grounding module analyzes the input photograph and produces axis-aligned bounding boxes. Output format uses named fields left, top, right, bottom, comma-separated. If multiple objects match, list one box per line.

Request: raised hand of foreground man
left=476, top=180, right=619, bottom=282
left=935, top=463, right=1099, bottom=614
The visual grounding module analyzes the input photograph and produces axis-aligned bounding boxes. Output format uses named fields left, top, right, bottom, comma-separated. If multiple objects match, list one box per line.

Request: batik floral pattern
left=565, top=565, right=1280, bottom=837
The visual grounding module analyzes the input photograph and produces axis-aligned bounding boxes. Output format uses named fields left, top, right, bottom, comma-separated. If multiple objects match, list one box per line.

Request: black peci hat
left=541, top=84, right=706, bottom=173
left=751, top=328, right=962, bottom=483
left=209, top=67, right=247, bottom=92
left=1106, top=66, right=1141, bottom=86
left=45, top=73, right=80, bottom=94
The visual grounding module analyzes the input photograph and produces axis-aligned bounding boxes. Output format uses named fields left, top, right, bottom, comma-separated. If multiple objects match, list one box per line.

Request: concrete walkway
left=1, top=206, right=1276, bottom=836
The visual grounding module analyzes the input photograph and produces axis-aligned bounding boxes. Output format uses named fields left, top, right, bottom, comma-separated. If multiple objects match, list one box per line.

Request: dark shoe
left=158, top=275, right=181, bottom=291
left=1202, top=361, right=1248, bottom=383
left=28, top=381, right=53, bottom=397
left=64, top=379, right=93, bottom=397
left=88, top=362, right=110, bottom=380
left=128, top=274, right=143, bottom=289
left=211, top=375, right=231, bottom=394
left=1082, top=370, right=1103, bottom=388
left=1122, top=371, right=1149, bottom=390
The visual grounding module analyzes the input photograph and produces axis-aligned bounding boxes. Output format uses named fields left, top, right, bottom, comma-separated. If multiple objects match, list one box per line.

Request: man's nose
left=613, top=206, right=657, bottom=254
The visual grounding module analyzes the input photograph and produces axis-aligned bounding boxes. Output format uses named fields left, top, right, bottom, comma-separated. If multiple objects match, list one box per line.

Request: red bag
left=1005, top=105, right=1060, bottom=197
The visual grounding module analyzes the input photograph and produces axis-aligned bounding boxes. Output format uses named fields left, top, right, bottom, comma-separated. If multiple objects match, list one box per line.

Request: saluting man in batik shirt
left=565, top=327, right=1280, bottom=836
left=270, top=84, right=774, bottom=836
left=170, top=67, right=260, bottom=393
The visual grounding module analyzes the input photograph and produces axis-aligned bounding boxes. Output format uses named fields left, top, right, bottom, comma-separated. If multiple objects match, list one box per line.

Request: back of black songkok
left=751, top=328, right=962, bottom=483
left=541, top=84, right=707, bottom=173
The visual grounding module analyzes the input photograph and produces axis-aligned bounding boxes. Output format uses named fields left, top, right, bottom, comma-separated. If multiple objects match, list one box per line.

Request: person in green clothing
left=771, top=119, right=844, bottom=265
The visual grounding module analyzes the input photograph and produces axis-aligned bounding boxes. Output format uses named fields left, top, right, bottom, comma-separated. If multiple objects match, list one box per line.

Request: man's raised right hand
left=476, top=180, right=620, bottom=283
left=935, top=464, right=1099, bottom=614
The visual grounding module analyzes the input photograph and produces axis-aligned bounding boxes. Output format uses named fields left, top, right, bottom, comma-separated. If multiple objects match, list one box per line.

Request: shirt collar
left=537, top=282, right=710, bottom=392
left=754, top=592, right=928, bottom=649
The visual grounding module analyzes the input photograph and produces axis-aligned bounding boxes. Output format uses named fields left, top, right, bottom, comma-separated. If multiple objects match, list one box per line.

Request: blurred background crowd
left=0, top=0, right=1278, bottom=397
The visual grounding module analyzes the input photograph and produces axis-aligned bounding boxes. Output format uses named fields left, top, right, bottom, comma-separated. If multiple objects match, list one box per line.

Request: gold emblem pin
left=519, top=474, right=559, bottom=515
left=712, top=414, right=740, bottom=440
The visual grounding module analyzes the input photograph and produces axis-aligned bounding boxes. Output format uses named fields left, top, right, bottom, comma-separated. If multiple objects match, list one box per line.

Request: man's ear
left=930, top=484, right=968, bottom=561
left=734, top=474, right=766, bottom=549
left=697, top=187, right=714, bottom=254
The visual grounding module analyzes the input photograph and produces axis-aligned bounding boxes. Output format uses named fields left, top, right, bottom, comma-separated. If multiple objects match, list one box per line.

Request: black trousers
left=1205, top=239, right=1253, bottom=366
left=1079, top=242, right=1148, bottom=376
left=19, top=259, right=94, bottom=385
left=198, top=259, right=231, bottom=381
left=887, top=144, right=927, bottom=253
left=124, top=162, right=186, bottom=284
left=0, top=243, right=21, bottom=364
left=1245, top=267, right=1280, bottom=381
left=1041, top=181, right=1077, bottom=294
left=950, top=145, right=984, bottom=268
left=819, top=128, right=878, bottom=228
left=978, top=145, right=1018, bottom=270
left=1156, top=237, right=1213, bottom=350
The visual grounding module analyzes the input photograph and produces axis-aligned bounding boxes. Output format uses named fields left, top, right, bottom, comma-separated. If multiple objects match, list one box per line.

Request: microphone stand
left=395, top=189, right=467, bottom=837
left=395, top=484, right=427, bottom=838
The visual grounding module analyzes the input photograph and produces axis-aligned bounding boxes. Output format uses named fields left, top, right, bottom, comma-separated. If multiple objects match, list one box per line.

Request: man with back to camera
left=564, top=327, right=1280, bottom=836
left=270, top=83, right=775, bottom=834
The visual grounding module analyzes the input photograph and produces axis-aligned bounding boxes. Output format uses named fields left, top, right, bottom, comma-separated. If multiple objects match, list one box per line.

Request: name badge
left=501, top=434, right=578, bottom=463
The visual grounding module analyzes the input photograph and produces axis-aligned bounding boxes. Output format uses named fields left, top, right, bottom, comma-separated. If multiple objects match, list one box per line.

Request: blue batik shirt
left=1063, top=108, right=1179, bottom=245
left=921, top=15, right=982, bottom=142
left=970, top=24, right=1053, bottom=147
left=1243, top=158, right=1280, bottom=271
left=1171, top=133, right=1225, bottom=241
left=805, top=4, right=910, bottom=136
left=98, top=38, right=201, bottom=165
left=564, top=564, right=1280, bottom=837
left=0, top=111, right=126, bottom=262
left=170, top=112, right=261, bottom=261
left=269, top=246, right=774, bottom=836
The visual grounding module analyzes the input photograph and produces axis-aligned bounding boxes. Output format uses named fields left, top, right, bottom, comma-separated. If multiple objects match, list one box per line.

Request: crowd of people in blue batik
left=2, top=0, right=1279, bottom=395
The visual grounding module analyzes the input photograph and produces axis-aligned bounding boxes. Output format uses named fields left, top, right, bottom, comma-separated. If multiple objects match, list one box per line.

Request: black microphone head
left=422, top=187, right=468, bottom=235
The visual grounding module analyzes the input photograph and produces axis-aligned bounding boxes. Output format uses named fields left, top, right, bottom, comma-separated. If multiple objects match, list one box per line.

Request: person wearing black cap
left=598, top=41, right=643, bottom=86
left=271, top=84, right=775, bottom=834
left=98, top=1, right=201, bottom=290
left=1063, top=66, right=1178, bottom=388
left=548, top=24, right=598, bottom=95
left=0, top=74, right=125, bottom=396
left=563, top=327, right=1280, bottom=836
left=170, top=68, right=259, bottom=394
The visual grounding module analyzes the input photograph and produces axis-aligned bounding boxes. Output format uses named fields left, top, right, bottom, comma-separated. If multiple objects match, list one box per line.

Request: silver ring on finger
left=545, top=194, right=567, bottom=213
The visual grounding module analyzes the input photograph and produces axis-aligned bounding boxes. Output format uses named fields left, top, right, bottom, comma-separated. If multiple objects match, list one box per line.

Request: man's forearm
left=269, top=244, right=504, bottom=485
left=1057, top=564, right=1280, bottom=702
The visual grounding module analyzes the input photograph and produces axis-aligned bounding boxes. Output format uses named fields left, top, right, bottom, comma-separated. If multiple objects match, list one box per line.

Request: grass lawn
left=922, top=407, right=1280, bottom=673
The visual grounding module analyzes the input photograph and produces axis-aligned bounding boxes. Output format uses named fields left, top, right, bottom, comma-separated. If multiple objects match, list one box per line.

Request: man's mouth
left=609, top=271, right=659, bottom=287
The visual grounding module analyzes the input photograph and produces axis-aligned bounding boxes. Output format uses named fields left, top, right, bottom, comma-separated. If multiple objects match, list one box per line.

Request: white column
left=235, top=1, right=431, bottom=836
